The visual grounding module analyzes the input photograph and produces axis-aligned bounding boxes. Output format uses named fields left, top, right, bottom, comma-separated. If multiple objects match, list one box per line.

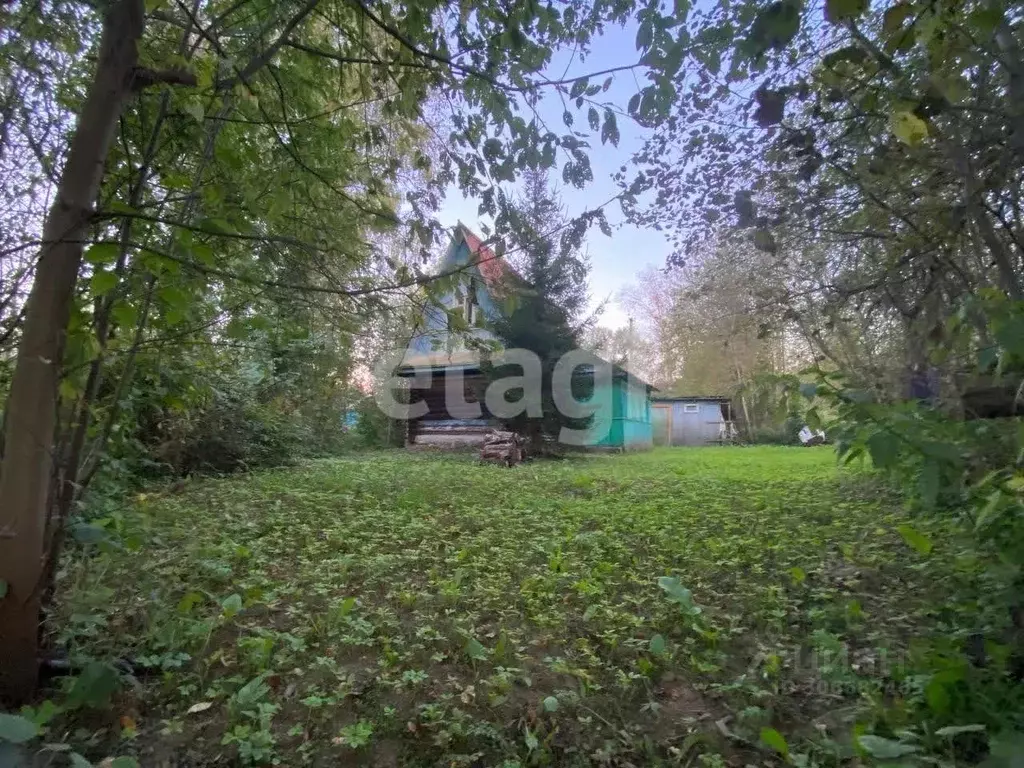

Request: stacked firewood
left=479, top=429, right=524, bottom=466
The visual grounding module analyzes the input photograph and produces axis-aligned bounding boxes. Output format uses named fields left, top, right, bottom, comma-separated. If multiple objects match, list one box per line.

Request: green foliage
left=0, top=714, right=37, bottom=744
left=793, top=298, right=1024, bottom=763
left=50, top=447, right=976, bottom=764
left=337, top=719, right=374, bottom=749
left=656, top=576, right=702, bottom=617
left=350, top=396, right=405, bottom=450
left=735, top=372, right=808, bottom=444
left=63, top=661, right=120, bottom=711
left=759, top=726, right=789, bottom=758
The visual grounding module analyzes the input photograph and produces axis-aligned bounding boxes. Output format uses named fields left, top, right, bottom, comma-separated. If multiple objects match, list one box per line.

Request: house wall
left=405, top=371, right=495, bottom=448
left=406, top=240, right=500, bottom=360
left=653, top=400, right=729, bottom=446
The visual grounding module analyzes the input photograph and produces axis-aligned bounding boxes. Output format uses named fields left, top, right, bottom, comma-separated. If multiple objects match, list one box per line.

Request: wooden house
left=397, top=225, right=654, bottom=451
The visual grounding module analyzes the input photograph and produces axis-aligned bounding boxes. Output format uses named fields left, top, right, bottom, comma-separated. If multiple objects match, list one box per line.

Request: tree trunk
left=0, top=0, right=145, bottom=704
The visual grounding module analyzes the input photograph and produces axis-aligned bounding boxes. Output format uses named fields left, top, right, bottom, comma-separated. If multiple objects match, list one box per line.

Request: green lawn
left=51, top=447, right=955, bottom=766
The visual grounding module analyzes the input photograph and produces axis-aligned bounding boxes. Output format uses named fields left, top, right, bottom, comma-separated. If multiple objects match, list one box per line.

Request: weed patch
left=40, top=448, right=961, bottom=765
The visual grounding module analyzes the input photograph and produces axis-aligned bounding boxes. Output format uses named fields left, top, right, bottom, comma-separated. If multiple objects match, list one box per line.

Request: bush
left=800, top=361, right=1024, bottom=758
left=350, top=397, right=405, bottom=449
left=144, top=386, right=305, bottom=476
left=746, top=416, right=803, bottom=445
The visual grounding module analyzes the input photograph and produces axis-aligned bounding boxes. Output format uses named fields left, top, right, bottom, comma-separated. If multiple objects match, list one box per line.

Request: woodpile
left=479, top=429, right=525, bottom=466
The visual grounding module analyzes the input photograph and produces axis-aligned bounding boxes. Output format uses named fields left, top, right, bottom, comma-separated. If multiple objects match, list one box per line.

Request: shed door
left=652, top=404, right=672, bottom=446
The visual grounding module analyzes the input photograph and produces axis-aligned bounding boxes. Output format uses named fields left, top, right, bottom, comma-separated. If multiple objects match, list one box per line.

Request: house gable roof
left=455, top=223, right=523, bottom=296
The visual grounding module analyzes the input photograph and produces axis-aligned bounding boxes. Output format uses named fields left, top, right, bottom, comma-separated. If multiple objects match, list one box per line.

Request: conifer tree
left=489, top=169, right=595, bottom=451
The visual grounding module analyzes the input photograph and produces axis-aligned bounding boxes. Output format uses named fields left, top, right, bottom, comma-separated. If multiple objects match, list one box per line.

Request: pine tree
left=488, top=168, right=595, bottom=452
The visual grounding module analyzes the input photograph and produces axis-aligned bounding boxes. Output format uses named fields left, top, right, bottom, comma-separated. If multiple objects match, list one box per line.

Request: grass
left=46, top=447, right=960, bottom=766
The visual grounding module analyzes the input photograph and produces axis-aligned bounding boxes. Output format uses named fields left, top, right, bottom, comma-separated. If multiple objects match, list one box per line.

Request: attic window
left=683, top=404, right=699, bottom=413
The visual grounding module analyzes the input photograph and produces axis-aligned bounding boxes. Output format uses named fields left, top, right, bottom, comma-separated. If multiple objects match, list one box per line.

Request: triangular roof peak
left=453, top=222, right=521, bottom=292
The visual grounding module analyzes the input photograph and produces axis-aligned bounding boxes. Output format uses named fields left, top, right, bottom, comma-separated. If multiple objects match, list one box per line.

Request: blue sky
left=439, top=21, right=670, bottom=329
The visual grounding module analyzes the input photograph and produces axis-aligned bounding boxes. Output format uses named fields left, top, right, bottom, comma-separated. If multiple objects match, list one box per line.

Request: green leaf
left=984, top=732, right=1024, bottom=766
left=25, top=700, right=59, bottom=727
left=569, top=77, right=589, bottom=99
left=657, top=576, right=702, bottom=614
left=158, top=286, right=189, bottom=309
left=919, top=459, right=941, bottom=508
left=111, top=301, right=138, bottom=330
left=234, top=674, right=271, bottom=708
left=177, top=591, right=203, bottom=614
left=197, top=217, right=235, bottom=235
left=934, top=724, right=985, bottom=737
left=105, top=201, right=138, bottom=216
left=976, top=490, right=1008, bottom=531
left=968, top=6, right=1004, bottom=36
left=84, top=243, right=120, bottom=265
left=857, top=734, right=920, bottom=758
left=336, top=596, right=357, bottom=617
left=823, top=44, right=869, bottom=68
left=754, top=87, right=786, bottom=126
left=90, top=270, right=119, bottom=297
left=866, top=431, right=899, bottom=468
left=891, top=110, right=928, bottom=145
left=69, top=522, right=109, bottom=544
left=600, top=111, right=620, bottom=146
left=799, top=382, right=818, bottom=399
left=825, top=0, right=868, bottom=24
left=523, top=726, right=539, bottom=751
left=760, top=727, right=789, bottom=757
left=883, top=2, right=913, bottom=32
left=465, top=636, right=488, bottom=661
left=746, top=0, right=801, bottom=57
left=0, top=713, right=38, bottom=744
left=221, top=593, right=243, bottom=617
left=65, top=662, right=120, bottom=710
left=191, top=243, right=215, bottom=266
left=587, top=107, right=600, bottom=131
left=925, top=677, right=950, bottom=714
left=649, top=633, right=667, bottom=655
left=542, top=695, right=559, bottom=712
left=897, top=524, right=932, bottom=555
left=69, top=753, right=92, bottom=768
left=182, top=100, right=204, bottom=124
left=111, top=758, right=141, bottom=768
left=788, top=566, right=806, bottom=585
left=635, top=21, right=653, bottom=51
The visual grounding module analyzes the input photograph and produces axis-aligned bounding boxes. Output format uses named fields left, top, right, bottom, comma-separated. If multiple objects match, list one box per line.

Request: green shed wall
left=585, top=378, right=653, bottom=450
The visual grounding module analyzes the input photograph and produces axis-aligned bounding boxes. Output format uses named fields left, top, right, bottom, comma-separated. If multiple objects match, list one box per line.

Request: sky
left=438, top=21, right=671, bottom=330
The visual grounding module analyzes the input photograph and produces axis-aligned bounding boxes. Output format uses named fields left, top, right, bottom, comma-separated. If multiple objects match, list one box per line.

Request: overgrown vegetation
left=0, top=447, right=1004, bottom=766
left=2, top=0, right=1022, bottom=762
left=789, top=294, right=1024, bottom=765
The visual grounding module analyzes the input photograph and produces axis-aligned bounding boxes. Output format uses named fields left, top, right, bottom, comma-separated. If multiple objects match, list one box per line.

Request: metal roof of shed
left=651, top=395, right=730, bottom=402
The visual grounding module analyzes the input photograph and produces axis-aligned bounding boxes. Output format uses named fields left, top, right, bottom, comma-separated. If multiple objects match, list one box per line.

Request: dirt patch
left=647, top=672, right=722, bottom=745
